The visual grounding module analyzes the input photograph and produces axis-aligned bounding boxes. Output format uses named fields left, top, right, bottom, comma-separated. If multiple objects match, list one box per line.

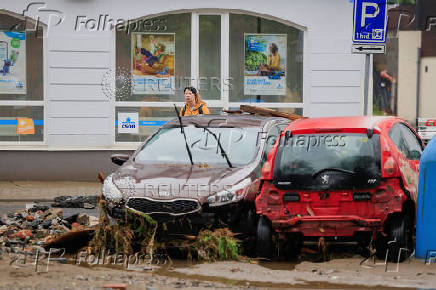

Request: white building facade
left=0, top=0, right=367, bottom=180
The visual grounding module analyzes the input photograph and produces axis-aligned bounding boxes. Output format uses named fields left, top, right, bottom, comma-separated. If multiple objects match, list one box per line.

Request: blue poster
left=0, top=31, right=26, bottom=94
left=244, top=34, right=286, bottom=96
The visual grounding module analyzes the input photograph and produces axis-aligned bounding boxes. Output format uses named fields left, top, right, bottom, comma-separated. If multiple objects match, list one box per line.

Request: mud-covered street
left=2, top=252, right=436, bottom=289
left=1, top=185, right=435, bottom=289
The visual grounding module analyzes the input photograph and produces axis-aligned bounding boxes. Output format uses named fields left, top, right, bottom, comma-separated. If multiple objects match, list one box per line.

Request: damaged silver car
left=102, top=114, right=289, bottom=235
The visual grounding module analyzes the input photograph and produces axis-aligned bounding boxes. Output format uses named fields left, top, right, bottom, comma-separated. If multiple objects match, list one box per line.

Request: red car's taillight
left=380, top=135, right=399, bottom=178
left=261, top=160, right=273, bottom=180
left=383, top=156, right=397, bottom=176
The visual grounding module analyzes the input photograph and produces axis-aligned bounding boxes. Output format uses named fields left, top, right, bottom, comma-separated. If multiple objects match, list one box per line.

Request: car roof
left=287, top=116, right=401, bottom=133
left=164, top=114, right=290, bottom=128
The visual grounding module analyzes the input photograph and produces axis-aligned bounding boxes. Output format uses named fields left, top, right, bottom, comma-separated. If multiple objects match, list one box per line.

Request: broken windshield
left=274, top=133, right=381, bottom=190
left=135, top=126, right=261, bottom=167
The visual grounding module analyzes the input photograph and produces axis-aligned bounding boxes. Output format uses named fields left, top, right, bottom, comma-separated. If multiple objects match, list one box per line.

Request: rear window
left=274, top=133, right=381, bottom=190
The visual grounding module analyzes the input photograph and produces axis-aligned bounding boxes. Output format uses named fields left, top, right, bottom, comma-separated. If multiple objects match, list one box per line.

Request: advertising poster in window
left=244, top=34, right=286, bottom=96
left=132, top=33, right=175, bottom=95
left=0, top=31, right=26, bottom=94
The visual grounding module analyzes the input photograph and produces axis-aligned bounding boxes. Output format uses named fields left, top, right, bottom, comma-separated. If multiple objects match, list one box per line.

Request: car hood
left=112, top=161, right=254, bottom=203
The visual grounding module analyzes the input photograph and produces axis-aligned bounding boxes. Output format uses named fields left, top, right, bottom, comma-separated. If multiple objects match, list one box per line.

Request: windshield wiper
left=312, top=167, right=356, bottom=179
left=173, top=104, right=194, bottom=165
left=193, top=123, right=233, bottom=168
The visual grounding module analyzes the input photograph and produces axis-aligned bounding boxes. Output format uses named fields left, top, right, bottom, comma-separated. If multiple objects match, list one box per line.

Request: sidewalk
left=0, top=181, right=102, bottom=202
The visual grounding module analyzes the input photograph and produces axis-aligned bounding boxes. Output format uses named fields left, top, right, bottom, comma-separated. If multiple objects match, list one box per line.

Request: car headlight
left=207, top=178, right=251, bottom=207
left=102, top=174, right=123, bottom=203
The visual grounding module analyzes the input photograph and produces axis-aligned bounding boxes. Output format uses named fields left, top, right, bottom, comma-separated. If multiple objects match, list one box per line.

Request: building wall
left=0, top=150, right=131, bottom=181
left=397, top=30, right=421, bottom=124
left=420, top=57, right=436, bottom=118
left=1, top=0, right=364, bottom=150
left=0, top=0, right=365, bottom=180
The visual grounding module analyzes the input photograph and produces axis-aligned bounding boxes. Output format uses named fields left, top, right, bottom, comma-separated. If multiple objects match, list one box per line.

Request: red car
left=256, top=116, right=424, bottom=261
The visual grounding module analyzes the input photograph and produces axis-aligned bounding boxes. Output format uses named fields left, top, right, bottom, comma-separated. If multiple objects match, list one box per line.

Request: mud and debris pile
left=0, top=201, right=242, bottom=262
left=89, top=200, right=157, bottom=255
left=52, top=195, right=98, bottom=209
left=0, top=205, right=97, bottom=253
left=193, top=228, right=240, bottom=261
left=89, top=200, right=241, bottom=261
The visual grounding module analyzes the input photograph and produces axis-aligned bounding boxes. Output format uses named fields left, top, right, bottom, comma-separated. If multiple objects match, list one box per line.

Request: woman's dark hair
left=184, top=86, right=198, bottom=96
left=270, top=43, right=278, bottom=54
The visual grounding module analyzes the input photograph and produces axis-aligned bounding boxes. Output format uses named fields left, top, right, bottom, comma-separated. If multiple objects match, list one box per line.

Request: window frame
left=0, top=13, right=46, bottom=146
left=389, top=122, right=423, bottom=160
left=114, top=11, right=305, bottom=145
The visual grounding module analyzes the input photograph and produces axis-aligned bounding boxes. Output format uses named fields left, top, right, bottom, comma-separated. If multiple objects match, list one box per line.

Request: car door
left=246, top=121, right=288, bottom=201
left=261, top=122, right=288, bottom=167
left=388, top=122, right=423, bottom=201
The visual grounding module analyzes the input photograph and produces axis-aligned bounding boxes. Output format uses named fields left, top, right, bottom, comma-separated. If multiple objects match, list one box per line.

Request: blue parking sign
left=353, top=0, right=387, bottom=44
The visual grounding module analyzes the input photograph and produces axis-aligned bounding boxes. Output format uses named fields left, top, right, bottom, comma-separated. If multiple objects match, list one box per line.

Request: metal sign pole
left=363, top=53, right=370, bottom=116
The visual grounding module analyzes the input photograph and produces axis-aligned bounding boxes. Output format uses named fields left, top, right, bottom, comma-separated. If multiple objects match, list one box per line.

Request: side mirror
left=111, top=154, right=130, bottom=166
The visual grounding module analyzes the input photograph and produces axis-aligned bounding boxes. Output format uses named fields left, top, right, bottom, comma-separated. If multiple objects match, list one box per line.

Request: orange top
left=180, top=101, right=210, bottom=116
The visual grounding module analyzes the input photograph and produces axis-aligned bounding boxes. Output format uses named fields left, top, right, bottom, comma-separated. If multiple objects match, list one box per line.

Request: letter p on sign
left=361, top=3, right=380, bottom=27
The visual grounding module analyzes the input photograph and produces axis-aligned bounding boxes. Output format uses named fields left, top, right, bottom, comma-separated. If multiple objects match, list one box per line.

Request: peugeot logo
left=321, top=174, right=329, bottom=184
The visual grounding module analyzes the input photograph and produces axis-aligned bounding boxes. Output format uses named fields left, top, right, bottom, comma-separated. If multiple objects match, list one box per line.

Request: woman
left=180, top=86, right=210, bottom=116
left=257, top=43, right=281, bottom=76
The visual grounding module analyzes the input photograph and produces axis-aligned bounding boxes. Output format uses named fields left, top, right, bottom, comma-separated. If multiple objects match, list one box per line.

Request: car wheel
left=246, top=208, right=257, bottom=235
left=387, top=214, right=413, bottom=262
left=283, top=233, right=302, bottom=260
left=256, top=215, right=273, bottom=258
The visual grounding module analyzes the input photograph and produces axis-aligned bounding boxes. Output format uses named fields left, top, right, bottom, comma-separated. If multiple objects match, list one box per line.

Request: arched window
left=115, top=11, right=304, bottom=142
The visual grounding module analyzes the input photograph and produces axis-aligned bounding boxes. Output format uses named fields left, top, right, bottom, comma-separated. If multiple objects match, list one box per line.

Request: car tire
left=387, top=214, right=413, bottom=262
left=256, top=215, right=273, bottom=259
left=283, top=233, right=302, bottom=260
left=246, top=208, right=257, bottom=235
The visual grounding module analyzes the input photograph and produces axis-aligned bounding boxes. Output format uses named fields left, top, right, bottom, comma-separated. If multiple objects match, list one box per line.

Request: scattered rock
left=28, top=205, right=49, bottom=213
left=83, top=203, right=95, bottom=209
left=52, top=195, right=98, bottom=208
left=41, top=220, right=52, bottom=229
left=61, top=219, right=71, bottom=228
left=0, top=225, right=9, bottom=235
left=35, top=229, right=50, bottom=238
left=49, top=208, right=63, bottom=218
left=63, top=214, right=79, bottom=224
left=71, top=222, right=84, bottom=232
left=88, top=216, right=99, bottom=227
left=22, top=222, right=33, bottom=230
left=76, top=214, right=89, bottom=226
left=190, top=281, right=200, bottom=287
left=13, top=230, right=33, bottom=240
left=44, top=214, right=58, bottom=222
left=26, top=215, right=35, bottom=222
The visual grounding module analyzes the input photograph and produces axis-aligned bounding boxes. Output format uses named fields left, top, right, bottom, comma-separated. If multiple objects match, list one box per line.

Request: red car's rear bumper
left=271, top=215, right=382, bottom=236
